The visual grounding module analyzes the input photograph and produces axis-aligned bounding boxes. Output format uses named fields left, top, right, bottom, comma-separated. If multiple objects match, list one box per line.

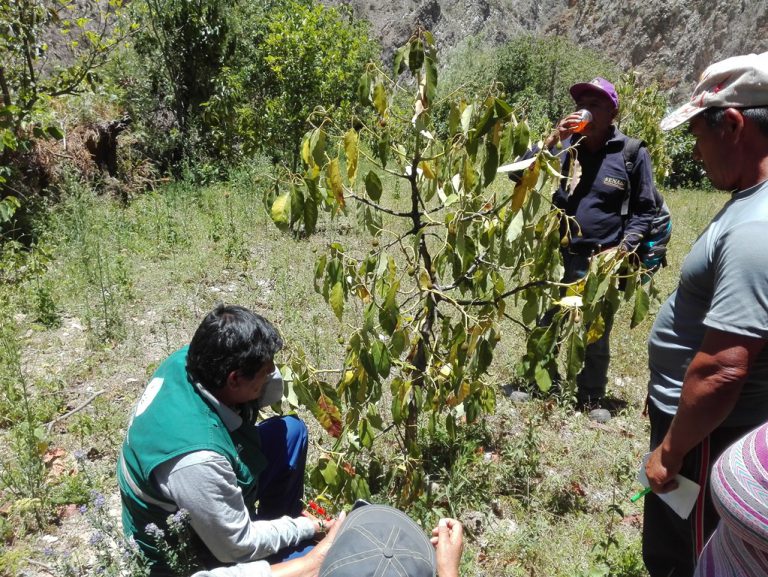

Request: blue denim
left=255, top=415, right=314, bottom=561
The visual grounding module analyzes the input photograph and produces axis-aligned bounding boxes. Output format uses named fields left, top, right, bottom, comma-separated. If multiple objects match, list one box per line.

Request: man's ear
left=225, top=370, right=240, bottom=389
left=723, top=107, right=746, bottom=142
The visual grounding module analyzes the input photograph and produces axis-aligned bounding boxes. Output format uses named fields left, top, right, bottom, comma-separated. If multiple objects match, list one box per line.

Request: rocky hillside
left=328, top=0, right=768, bottom=99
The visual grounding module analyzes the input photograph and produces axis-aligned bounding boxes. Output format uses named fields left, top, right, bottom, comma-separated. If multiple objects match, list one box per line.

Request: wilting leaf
left=270, top=193, right=290, bottom=228
left=344, top=129, right=359, bottom=183
left=327, top=158, right=345, bottom=209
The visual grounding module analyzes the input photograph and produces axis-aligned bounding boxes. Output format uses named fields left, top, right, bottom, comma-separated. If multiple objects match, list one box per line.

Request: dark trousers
left=540, top=250, right=613, bottom=401
left=256, top=415, right=314, bottom=562
left=642, top=403, right=753, bottom=577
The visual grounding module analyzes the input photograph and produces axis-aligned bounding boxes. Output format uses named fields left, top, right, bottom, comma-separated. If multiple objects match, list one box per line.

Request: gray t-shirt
left=648, top=180, right=768, bottom=427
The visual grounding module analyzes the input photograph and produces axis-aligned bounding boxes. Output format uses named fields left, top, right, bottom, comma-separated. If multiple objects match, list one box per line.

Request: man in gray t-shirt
left=643, top=52, right=768, bottom=577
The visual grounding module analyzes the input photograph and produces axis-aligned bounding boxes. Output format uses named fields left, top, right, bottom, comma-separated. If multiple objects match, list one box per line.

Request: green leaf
left=344, top=129, right=359, bottom=183
left=359, top=418, right=374, bottom=449
left=513, top=120, right=530, bottom=157
left=46, top=125, right=64, bottom=140
left=461, top=104, right=473, bottom=136
left=483, top=142, right=498, bottom=187
left=371, top=339, right=391, bottom=378
left=505, top=210, right=524, bottom=243
left=329, top=281, right=344, bottom=320
left=290, top=186, right=304, bottom=226
left=393, top=45, right=408, bottom=76
left=631, top=284, right=650, bottom=328
left=304, top=196, right=318, bottom=234
left=377, top=134, right=389, bottom=168
left=408, top=39, right=424, bottom=73
left=390, top=329, right=407, bottom=357
left=424, top=54, right=438, bottom=103
left=357, top=72, right=371, bottom=106
left=310, top=129, right=327, bottom=167
left=0, top=196, right=20, bottom=223
left=564, top=331, right=586, bottom=381
left=364, top=171, right=382, bottom=201
left=448, top=103, right=461, bottom=136
left=270, top=193, right=290, bottom=228
left=320, top=458, right=339, bottom=485
left=379, top=283, right=399, bottom=334
left=476, top=339, right=493, bottom=374
left=534, top=364, right=552, bottom=392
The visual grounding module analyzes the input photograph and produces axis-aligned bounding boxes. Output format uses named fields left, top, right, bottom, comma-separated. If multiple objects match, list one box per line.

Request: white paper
left=496, top=157, right=536, bottom=174
left=637, top=453, right=700, bottom=519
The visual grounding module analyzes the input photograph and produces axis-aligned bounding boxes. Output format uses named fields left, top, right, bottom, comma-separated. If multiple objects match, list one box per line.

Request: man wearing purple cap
left=643, top=52, right=768, bottom=577
left=540, top=76, right=658, bottom=420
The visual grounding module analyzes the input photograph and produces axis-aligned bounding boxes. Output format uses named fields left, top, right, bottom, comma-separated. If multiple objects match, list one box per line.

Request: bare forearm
left=660, top=368, right=744, bottom=459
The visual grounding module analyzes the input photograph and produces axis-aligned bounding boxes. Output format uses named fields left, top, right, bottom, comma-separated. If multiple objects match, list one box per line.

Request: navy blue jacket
left=554, top=127, right=657, bottom=253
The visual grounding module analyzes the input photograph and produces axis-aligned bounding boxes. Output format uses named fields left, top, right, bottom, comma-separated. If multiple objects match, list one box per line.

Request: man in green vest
left=118, top=305, right=332, bottom=575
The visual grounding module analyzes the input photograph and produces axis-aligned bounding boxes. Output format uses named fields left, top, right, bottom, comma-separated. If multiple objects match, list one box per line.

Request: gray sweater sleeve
left=191, top=560, right=272, bottom=577
left=153, top=451, right=315, bottom=563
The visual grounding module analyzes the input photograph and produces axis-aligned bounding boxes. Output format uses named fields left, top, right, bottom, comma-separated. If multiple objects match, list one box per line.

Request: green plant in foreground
left=266, top=28, right=656, bottom=506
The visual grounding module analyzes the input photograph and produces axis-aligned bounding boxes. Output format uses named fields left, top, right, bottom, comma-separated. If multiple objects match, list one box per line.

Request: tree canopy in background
left=124, top=0, right=376, bottom=174
left=0, top=0, right=130, bottom=224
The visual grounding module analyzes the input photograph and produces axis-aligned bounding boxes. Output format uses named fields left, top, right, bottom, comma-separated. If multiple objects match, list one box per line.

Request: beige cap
left=661, top=52, right=768, bottom=131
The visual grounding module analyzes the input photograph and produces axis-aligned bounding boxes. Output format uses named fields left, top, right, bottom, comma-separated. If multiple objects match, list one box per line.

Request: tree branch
left=348, top=193, right=413, bottom=218
left=451, top=279, right=551, bottom=306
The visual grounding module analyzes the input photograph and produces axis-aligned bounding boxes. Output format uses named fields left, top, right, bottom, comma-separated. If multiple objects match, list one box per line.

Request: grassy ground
left=0, top=163, right=728, bottom=576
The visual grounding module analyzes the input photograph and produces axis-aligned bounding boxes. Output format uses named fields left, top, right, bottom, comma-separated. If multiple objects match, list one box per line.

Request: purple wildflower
left=144, top=523, right=165, bottom=539
left=90, top=490, right=106, bottom=510
left=168, top=508, right=190, bottom=528
left=89, top=531, right=104, bottom=546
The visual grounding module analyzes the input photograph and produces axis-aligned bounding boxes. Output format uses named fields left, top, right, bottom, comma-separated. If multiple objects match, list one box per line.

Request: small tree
left=269, top=30, right=653, bottom=505
left=615, top=71, right=670, bottom=183
left=0, top=0, right=130, bottom=224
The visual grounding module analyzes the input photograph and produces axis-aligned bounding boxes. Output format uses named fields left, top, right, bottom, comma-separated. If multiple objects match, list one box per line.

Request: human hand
left=645, top=446, right=681, bottom=494
left=557, top=111, right=590, bottom=141
left=301, top=508, right=336, bottom=538
left=302, top=511, right=345, bottom=574
left=431, top=518, right=463, bottom=577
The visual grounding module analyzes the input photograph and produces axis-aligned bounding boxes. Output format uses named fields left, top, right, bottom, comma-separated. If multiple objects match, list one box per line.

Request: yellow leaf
left=344, top=129, right=359, bottom=183
left=327, top=158, right=345, bottom=210
left=271, top=193, right=290, bottom=226
left=419, top=160, right=436, bottom=180
left=511, top=159, right=540, bottom=212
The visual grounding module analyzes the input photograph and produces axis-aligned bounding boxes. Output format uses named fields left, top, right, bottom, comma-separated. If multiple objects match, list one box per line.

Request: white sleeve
left=153, top=452, right=315, bottom=563
left=191, top=560, right=272, bottom=577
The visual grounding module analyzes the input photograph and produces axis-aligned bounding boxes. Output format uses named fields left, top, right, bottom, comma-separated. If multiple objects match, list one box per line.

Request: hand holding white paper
left=637, top=452, right=700, bottom=519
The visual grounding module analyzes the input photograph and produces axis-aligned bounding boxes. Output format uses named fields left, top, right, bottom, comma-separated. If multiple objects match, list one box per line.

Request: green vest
left=117, top=346, right=268, bottom=567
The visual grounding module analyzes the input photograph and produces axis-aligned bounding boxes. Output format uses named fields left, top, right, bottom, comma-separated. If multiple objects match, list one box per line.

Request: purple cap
left=569, top=77, right=619, bottom=110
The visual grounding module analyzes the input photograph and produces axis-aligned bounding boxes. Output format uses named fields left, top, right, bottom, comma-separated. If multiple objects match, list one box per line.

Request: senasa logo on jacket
left=603, top=176, right=627, bottom=190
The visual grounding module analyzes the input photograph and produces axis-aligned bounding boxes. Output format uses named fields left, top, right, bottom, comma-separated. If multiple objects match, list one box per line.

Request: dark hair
left=702, top=106, right=768, bottom=136
left=186, top=305, right=283, bottom=391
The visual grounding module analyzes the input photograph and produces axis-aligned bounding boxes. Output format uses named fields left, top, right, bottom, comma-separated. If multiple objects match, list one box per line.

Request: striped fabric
left=694, top=423, right=768, bottom=576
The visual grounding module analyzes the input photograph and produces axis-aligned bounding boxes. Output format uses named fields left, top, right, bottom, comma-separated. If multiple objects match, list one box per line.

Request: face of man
left=222, top=360, right=276, bottom=407
left=575, top=92, right=617, bottom=136
left=689, top=113, right=740, bottom=191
